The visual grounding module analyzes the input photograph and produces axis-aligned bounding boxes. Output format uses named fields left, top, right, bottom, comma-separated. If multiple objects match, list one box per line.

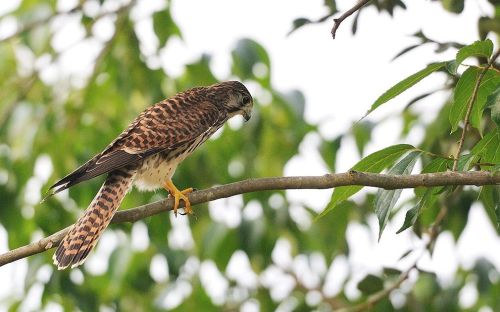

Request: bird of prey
left=48, top=81, right=253, bottom=270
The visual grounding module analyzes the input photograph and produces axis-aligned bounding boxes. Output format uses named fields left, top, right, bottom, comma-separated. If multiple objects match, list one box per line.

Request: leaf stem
left=453, top=49, right=500, bottom=171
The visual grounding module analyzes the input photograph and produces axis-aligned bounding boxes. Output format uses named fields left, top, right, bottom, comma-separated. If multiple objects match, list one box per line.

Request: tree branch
left=0, top=73, right=37, bottom=128
left=452, top=48, right=500, bottom=171
left=331, top=0, right=371, bottom=39
left=0, top=5, right=83, bottom=43
left=338, top=189, right=453, bottom=311
left=1, top=170, right=500, bottom=267
left=334, top=264, right=415, bottom=312
left=0, top=0, right=134, bottom=43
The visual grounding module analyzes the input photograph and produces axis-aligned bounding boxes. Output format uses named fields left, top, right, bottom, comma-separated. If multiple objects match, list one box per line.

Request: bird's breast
left=133, top=153, right=177, bottom=191
left=133, top=126, right=221, bottom=191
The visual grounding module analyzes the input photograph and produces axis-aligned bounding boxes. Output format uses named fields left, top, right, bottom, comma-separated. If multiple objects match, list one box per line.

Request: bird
left=47, top=81, right=253, bottom=270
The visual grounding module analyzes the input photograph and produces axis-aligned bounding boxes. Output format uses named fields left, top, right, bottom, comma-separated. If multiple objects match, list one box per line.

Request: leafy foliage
left=450, top=67, right=500, bottom=132
left=374, top=151, right=420, bottom=239
left=318, top=37, right=500, bottom=246
left=357, top=274, right=384, bottom=295
left=320, top=144, right=415, bottom=218
left=365, top=62, right=447, bottom=117
left=451, top=39, right=493, bottom=73
left=487, top=86, right=500, bottom=128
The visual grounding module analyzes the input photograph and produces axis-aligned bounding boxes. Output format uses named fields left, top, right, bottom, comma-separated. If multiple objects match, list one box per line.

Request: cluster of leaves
left=314, top=33, right=499, bottom=310
left=318, top=39, right=500, bottom=238
left=289, top=0, right=499, bottom=37
left=289, top=0, right=408, bottom=35
left=311, top=1, right=500, bottom=306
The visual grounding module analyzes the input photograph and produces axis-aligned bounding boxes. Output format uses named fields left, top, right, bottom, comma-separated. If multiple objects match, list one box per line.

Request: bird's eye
left=242, top=95, right=250, bottom=104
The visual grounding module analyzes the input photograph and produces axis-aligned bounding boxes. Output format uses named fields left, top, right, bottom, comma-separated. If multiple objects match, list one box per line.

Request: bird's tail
left=53, top=168, right=136, bottom=270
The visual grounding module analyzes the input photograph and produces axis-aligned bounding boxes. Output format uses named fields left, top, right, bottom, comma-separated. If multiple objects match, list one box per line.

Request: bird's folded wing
left=48, top=101, right=225, bottom=195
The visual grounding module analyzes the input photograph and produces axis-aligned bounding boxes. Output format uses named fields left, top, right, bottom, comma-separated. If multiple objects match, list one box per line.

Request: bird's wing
left=48, top=100, right=225, bottom=195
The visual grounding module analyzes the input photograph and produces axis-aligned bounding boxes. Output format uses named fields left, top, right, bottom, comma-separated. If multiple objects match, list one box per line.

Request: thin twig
left=331, top=0, right=371, bottom=39
left=1, top=170, right=500, bottom=267
left=452, top=49, right=500, bottom=171
left=0, top=0, right=134, bottom=43
left=334, top=264, right=415, bottom=312
left=0, top=73, right=37, bottom=128
left=337, top=192, right=453, bottom=311
left=0, top=5, right=83, bottom=43
left=84, top=0, right=135, bottom=87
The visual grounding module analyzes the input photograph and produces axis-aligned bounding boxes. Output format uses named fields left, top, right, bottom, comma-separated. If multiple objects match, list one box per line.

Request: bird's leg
left=164, top=180, right=193, bottom=217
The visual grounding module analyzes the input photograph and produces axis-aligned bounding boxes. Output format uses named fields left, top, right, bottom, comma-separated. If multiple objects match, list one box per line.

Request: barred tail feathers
left=53, top=169, right=135, bottom=270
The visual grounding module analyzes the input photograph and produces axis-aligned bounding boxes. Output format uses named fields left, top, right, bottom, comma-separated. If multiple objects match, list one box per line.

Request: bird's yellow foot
left=164, top=180, right=193, bottom=217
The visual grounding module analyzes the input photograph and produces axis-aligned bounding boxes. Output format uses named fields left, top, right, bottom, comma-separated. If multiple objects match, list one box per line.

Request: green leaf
left=152, top=8, right=181, bottom=47
left=420, top=157, right=451, bottom=173
left=324, top=0, right=337, bottom=11
left=486, top=87, right=500, bottom=129
left=318, top=144, right=416, bottom=219
left=383, top=267, right=403, bottom=276
left=397, top=188, right=433, bottom=234
left=445, top=60, right=458, bottom=74
left=365, top=62, right=447, bottom=117
left=392, top=44, right=421, bottom=61
left=357, top=274, right=384, bottom=295
left=309, top=200, right=352, bottom=259
left=397, top=204, right=420, bottom=234
left=375, top=151, right=420, bottom=239
left=401, top=109, right=419, bottom=136
left=450, top=67, right=477, bottom=132
left=399, top=249, right=413, bottom=260
left=320, top=136, right=342, bottom=172
left=232, top=38, right=271, bottom=86
left=471, top=131, right=500, bottom=164
left=456, top=153, right=479, bottom=172
left=493, top=164, right=500, bottom=172
left=479, top=185, right=500, bottom=232
left=422, top=158, right=453, bottom=173
left=451, top=39, right=493, bottom=74
left=415, top=157, right=451, bottom=197
left=442, top=0, right=465, bottom=13
left=470, top=69, right=500, bottom=131
left=352, top=121, right=374, bottom=156
left=289, top=18, right=311, bottom=34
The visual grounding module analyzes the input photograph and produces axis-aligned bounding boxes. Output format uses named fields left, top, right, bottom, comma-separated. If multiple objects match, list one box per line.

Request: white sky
left=0, top=0, right=499, bottom=310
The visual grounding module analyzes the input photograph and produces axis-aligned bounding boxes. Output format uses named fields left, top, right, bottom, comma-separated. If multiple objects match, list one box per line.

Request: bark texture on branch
left=331, top=0, right=371, bottom=39
left=1, top=170, right=499, bottom=267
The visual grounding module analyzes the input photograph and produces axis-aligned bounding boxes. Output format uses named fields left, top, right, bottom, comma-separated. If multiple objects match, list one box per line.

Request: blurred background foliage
left=0, top=0, right=499, bottom=311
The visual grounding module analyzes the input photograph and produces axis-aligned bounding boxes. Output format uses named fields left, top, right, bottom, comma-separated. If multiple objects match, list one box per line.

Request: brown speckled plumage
left=50, top=81, right=253, bottom=269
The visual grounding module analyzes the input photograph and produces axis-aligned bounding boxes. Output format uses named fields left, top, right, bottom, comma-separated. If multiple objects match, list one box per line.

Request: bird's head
left=216, top=81, right=254, bottom=121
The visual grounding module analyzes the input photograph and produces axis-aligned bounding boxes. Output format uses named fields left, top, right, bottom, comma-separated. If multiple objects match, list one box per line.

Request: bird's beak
left=242, top=110, right=251, bottom=121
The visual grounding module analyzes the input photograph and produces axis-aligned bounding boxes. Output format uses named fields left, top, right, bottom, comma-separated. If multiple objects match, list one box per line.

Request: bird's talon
left=181, top=196, right=193, bottom=215
left=164, top=181, right=193, bottom=217
left=180, top=210, right=197, bottom=219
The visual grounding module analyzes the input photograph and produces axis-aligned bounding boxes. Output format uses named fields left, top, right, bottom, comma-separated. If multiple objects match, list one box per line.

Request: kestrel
left=48, top=81, right=253, bottom=270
